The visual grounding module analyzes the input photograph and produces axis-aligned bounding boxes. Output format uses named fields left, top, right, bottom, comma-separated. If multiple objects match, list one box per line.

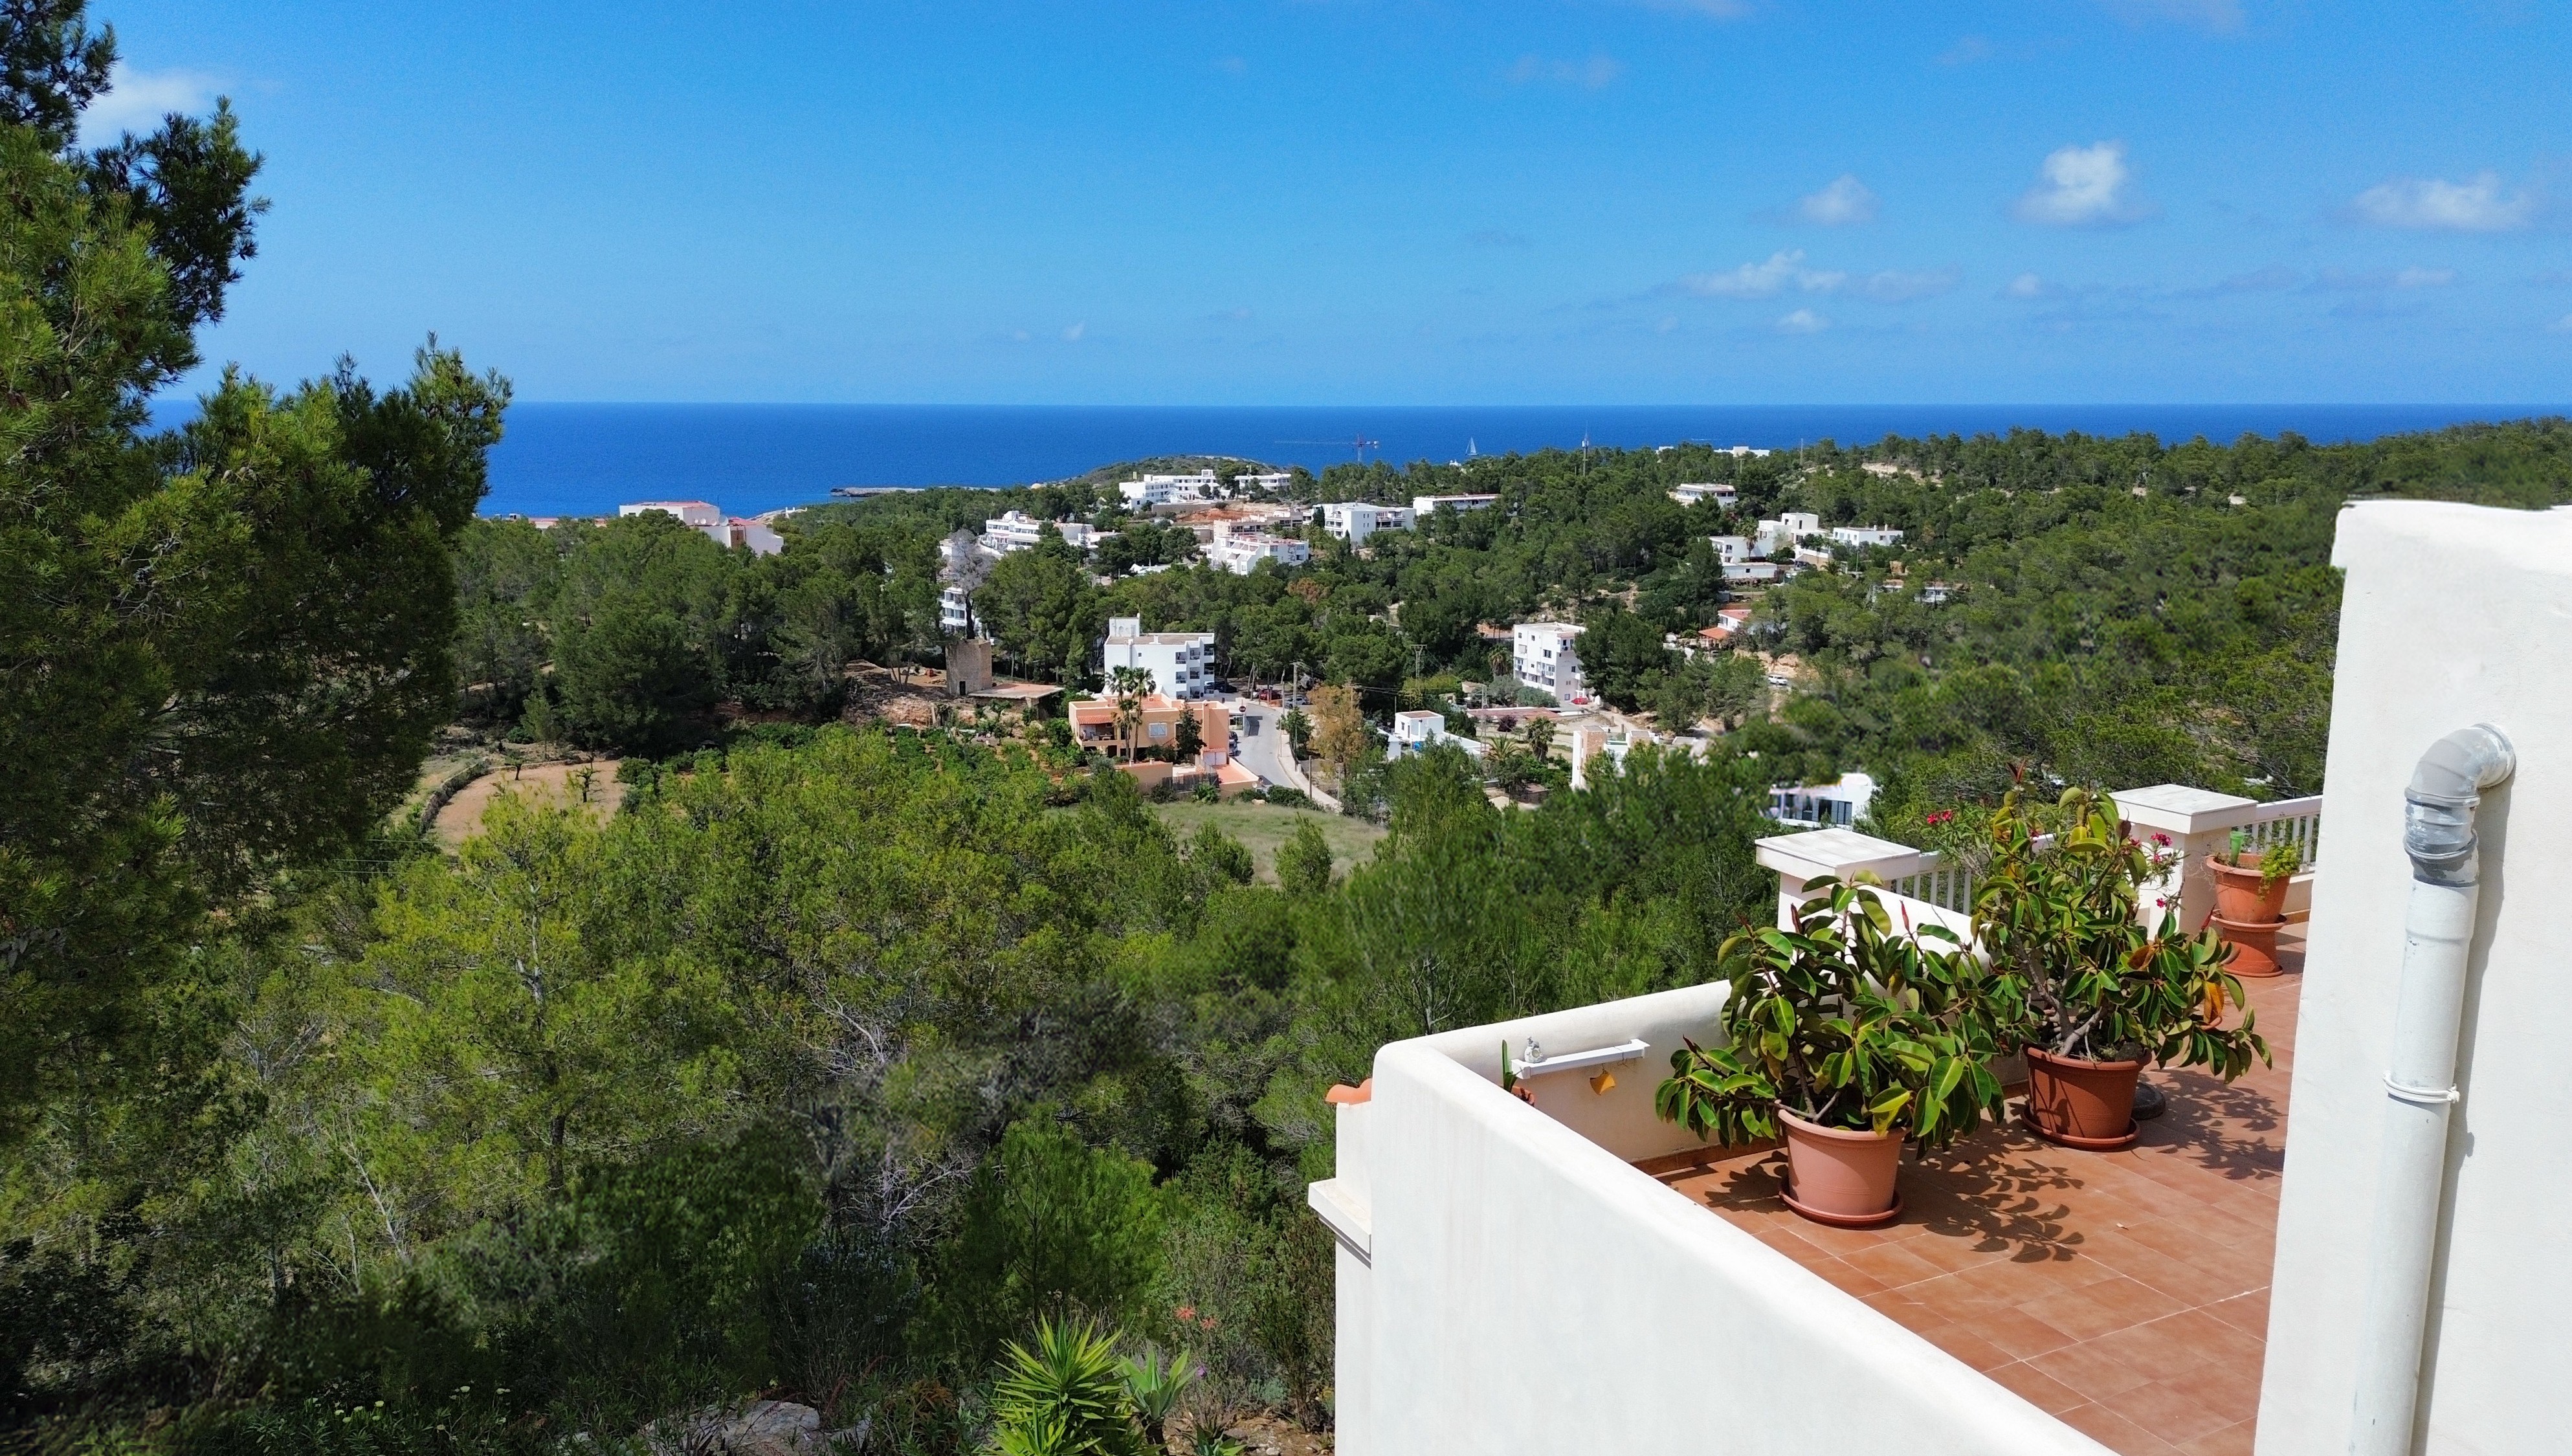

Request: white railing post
left=1753, top=828, right=1933, bottom=930
left=2112, top=784, right=2261, bottom=931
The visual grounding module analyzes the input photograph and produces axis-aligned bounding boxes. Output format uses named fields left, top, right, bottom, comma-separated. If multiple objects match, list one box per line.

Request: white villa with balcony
left=1310, top=500, right=2572, bottom=1456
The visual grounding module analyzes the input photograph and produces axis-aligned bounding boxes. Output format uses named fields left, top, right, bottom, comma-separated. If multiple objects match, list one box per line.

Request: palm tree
left=1108, top=665, right=1154, bottom=762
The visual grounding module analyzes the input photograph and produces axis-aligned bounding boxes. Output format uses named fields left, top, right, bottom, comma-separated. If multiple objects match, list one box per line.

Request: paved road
left=1226, top=698, right=1336, bottom=809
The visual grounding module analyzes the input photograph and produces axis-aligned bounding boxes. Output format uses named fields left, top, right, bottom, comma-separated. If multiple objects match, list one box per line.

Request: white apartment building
left=1720, top=443, right=1773, bottom=458
left=1828, top=525, right=1905, bottom=550
left=981, top=510, right=1099, bottom=555
left=1119, top=470, right=1226, bottom=507
left=1233, top=471, right=1294, bottom=494
left=1752, top=511, right=1823, bottom=557
left=1319, top=502, right=1417, bottom=544
left=1668, top=482, right=1738, bottom=508
left=1709, top=535, right=1751, bottom=566
left=619, top=501, right=782, bottom=556
left=1766, top=770, right=1878, bottom=829
left=1210, top=533, right=1311, bottom=576
left=1511, top=622, right=1586, bottom=703
left=1102, top=617, right=1218, bottom=700
left=1410, top=493, right=1500, bottom=518
left=939, top=584, right=973, bottom=636
left=621, top=500, right=722, bottom=527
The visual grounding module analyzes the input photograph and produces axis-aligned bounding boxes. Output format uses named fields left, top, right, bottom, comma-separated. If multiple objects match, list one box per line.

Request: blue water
left=451, top=403, right=2560, bottom=517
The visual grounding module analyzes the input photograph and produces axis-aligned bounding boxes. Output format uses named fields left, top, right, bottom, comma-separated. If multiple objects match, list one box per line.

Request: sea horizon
left=159, top=400, right=2572, bottom=519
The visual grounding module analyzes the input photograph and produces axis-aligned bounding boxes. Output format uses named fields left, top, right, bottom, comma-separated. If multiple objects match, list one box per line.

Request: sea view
left=474, top=402, right=2556, bottom=516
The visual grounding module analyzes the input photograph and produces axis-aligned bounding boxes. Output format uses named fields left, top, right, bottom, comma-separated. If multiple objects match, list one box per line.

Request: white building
left=1210, top=533, right=1311, bottom=575
left=1720, top=443, right=1773, bottom=458
left=1102, top=617, right=1218, bottom=700
left=1669, top=482, right=1738, bottom=509
left=620, top=500, right=722, bottom=527
left=982, top=510, right=1100, bottom=555
left=1410, top=493, right=1500, bottom=519
left=1766, top=771, right=1878, bottom=829
left=1120, top=470, right=1226, bottom=507
left=1233, top=471, right=1295, bottom=494
left=939, top=584, right=973, bottom=636
left=1389, top=709, right=1486, bottom=760
left=1753, top=511, right=1823, bottom=557
left=1709, top=535, right=1751, bottom=566
left=1511, top=622, right=1586, bottom=704
left=1319, top=502, right=1417, bottom=545
left=1828, top=525, right=1905, bottom=550
left=619, top=501, right=783, bottom=556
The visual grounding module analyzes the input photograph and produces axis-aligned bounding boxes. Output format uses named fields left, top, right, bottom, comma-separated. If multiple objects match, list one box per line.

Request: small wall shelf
left=1514, top=1039, right=1650, bottom=1077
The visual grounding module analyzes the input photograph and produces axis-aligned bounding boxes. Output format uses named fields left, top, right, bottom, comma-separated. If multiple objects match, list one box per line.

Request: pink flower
left=2151, top=833, right=2171, bottom=847
left=2156, top=897, right=2169, bottom=907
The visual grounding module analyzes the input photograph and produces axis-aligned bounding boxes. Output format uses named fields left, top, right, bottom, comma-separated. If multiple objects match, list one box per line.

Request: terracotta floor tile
left=2098, top=1374, right=2244, bottom=1446
left=2176, top=1421, right=2258, bottom=1456
left=1986, top=1358, right=2089, bottom=1415
left=2056, top=1399, right=2184, bottom=1455
left=1957, top=1307, right=2082, bottom=1361
left=2204, top=1290, right=2271, bottom=1337
left=1806, top=1255, right=1890, bottom=1297
left=2082, top=1315, right=2223, bottom=1382
left=1920, top=1324, right=2015, bottom=1372
left=1838, top=1239, right=1955, bottom=1291
left=2022, top=1285, right=2160, bottom=1343
left=2028, top=1338, right=2163, bottom=1400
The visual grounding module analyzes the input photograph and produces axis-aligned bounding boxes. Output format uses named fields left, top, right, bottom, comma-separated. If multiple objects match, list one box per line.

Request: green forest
left=12, top=5, right=2572, bottom=1455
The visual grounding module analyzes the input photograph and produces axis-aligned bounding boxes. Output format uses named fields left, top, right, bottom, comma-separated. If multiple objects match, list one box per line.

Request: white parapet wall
left=2255, top=502, right=2572, bottom=1455
left=1313, top=984, right=2109, bottom=1456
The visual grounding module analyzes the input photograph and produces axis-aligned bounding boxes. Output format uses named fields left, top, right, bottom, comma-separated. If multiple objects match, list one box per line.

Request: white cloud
left=1061, top=322, right=1086, bottom=342
left=1795, top=175, right=1878, bottom=226
left=78, top=61, right=219, bottom=142
left=2100, top=0, right=2245, bottom=33
left=1677, top=249, right=1842, bottom=298
left=2014, top=142, right=2150, bottom=227
left=1857, top=267, right=1958, bottom=302
left=2003, top=272, right=2051, bottom=299
left=2347, top=173, right=2534, bottom=232
left=2318, top=267, right=2459, bottom=291
left=1773, top=308, right=1828, bottom=333
left=1506, top=54, right=1622, bottom=89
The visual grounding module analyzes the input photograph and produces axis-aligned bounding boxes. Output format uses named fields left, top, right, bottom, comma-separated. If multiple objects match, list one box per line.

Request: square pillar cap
left=2112, top=784, right=2258, bottom=835
left=1755, top=827, right=1927, bottom=883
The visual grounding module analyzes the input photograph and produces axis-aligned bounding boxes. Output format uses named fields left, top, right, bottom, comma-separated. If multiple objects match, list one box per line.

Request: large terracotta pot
left=2024, top=1048, right=2145, bottom=1151
left=1776, top=1108, right=1903, bottom=1228
left=2208, top=914, right=2285, bottom=977
left=2208, top=854, right=2289, bottom=924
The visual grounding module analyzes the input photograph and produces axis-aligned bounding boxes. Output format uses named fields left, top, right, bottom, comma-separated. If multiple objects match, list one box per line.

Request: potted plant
left=1975, top=789, right=2270, bottom=1149
left=2207, top=830, right=2301, bottom=976
left=2209, top=827, right=2299, bottom=921
left=1656, top=880, right=2007, bottom=1228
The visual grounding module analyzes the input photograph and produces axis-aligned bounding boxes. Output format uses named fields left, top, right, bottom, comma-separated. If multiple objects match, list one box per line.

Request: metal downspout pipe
left=2347, top=724, right=2514, bottom=1456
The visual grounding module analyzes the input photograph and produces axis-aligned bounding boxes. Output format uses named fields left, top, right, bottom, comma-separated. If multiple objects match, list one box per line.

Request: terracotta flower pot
left=2023, top=1048, right=2145, bottom=1151
left=2208, top=854, right=2290, bottom=925
left=1776, top=1108, right=1903, bottom=1228
left=2208, top=913, right=2285, bottom=977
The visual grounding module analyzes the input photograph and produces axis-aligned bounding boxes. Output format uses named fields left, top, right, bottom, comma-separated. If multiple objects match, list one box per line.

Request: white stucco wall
left=1323, top=984, right=2107, bottom=1456
left=2256, top=502, right=2572, bottom=1455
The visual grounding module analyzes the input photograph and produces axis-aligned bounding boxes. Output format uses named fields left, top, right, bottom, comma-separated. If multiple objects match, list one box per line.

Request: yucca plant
left=1115, top=1343, right=1195, bottom=1449
left=988, top=1319, right=1146, bottom=1456
left=1656, top=878, right=2007, bottom=1148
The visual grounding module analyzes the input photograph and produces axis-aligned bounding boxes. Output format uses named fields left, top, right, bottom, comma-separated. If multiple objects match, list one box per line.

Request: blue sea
left=447, top=404, right=2560, bottom=518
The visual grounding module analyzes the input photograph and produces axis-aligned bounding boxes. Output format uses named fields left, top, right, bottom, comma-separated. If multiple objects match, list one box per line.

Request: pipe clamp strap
left=2384, top=1075, right=2460, bottom=1106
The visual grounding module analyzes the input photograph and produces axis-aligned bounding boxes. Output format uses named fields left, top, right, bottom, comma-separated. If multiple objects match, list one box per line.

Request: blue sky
left=95, top=1, right=2572, bottom=405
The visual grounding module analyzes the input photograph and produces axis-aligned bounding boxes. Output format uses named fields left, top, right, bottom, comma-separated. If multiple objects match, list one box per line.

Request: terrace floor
left=1642, top=932, right=2301, bottom=1456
